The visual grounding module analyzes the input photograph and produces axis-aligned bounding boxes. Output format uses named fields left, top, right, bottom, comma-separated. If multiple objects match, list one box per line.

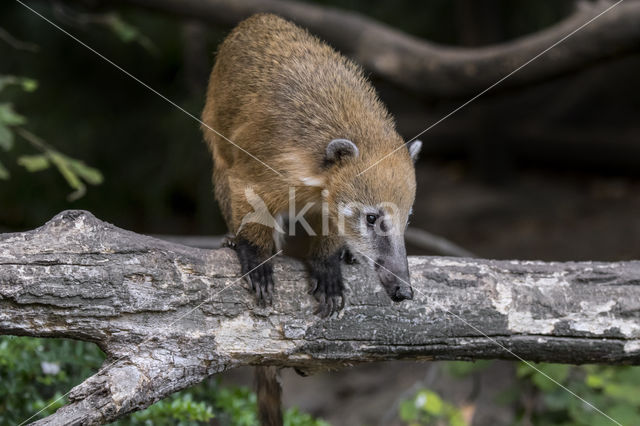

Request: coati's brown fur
left=202, top=13, right=419, bottom=300
left=203, top=15, right=414, bottom=228
left=202, top=14, right=420, bottom=426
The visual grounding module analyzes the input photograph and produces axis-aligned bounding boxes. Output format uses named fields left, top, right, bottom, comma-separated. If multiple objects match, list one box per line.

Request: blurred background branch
left=154, top=226, right=477, bottom=258
left=82, top=0, right=640, bottom=97
left=0, top=26, right=39, bottom=52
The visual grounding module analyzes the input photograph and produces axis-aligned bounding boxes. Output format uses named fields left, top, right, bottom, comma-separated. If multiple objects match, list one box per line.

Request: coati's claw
left=253, top=268, right=274, bottom=307
left=309, top=254, right=345, bottom=318
left=313, top=293, right=344, bottom=318
left=307, top=281, right=318, bottom=296
left=234, top=237, right=275, bottom=307
left=340, top=247, right=358, bottom=265
left=294, top=367, right=310, bottom=377
left=221, top=234, right=237, bottom=249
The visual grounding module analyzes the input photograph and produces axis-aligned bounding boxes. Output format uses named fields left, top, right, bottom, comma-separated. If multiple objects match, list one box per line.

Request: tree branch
left=0, top=26, right=39, bottom=52
left=154, top=226, right=475, bottom=258
left=405, top=227, right=476, bottom=258
left=1, top=210, right=639, bottom=424
left=103, top=0, right=640, bottom=97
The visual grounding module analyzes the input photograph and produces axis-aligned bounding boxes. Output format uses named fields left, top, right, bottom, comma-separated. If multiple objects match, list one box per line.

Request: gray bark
left=105, top=0, right=640, bottom=97
left=154, top=226, right=475, bottom=258
left=1, top=210, right=639, bottom=425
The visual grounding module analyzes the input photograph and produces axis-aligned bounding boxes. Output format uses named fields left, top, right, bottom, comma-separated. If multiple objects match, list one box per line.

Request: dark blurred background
left=2, top=0, right=639, bottom=425
left=2, top=0, right=640, bottom=261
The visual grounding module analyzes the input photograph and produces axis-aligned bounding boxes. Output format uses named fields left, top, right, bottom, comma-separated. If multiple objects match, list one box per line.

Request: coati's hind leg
left=308, top=236, right=346, bottom=317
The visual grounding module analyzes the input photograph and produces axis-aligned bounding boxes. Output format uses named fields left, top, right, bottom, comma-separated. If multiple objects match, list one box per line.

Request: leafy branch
left=1, top=5, right=154, bottom=201
left=51, top=3, right=158, bottom=54
left=15, top=128, right=103, bottom=201
left=0, top=76, right=103, bottom=200
left=0, top=27, right=39, bottom=53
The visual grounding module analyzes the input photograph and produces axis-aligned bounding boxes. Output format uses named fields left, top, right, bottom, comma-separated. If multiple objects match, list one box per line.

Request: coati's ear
left=325, top=139, right=359, bottom=165
left=407, top=139, right=422, bottom=163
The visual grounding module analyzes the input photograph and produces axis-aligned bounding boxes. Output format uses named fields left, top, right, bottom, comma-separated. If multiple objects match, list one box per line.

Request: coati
left=202, top=13, right=421, bottom=425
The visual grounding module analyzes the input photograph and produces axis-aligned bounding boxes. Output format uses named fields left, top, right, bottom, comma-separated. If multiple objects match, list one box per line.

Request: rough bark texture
left=1, top=210, right=639, bottom=425
left=155, top=226, right=474, bottom=258
left=102, top=0, right=640, bottom=97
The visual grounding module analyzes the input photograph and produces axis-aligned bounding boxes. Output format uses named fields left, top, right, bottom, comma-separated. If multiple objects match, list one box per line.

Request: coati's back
left=202, top=13, right=403, bottom=174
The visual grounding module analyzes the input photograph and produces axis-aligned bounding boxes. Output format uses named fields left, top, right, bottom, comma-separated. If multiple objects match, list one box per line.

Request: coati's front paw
left=221, top=233, right=237, bottom=249
left=340, top=247, right=358, bottom=265
left=309, top=253, right=345, bottom=318
left=309, top=270, right=344, bottom=317
left=234, top=238, right=274, bottom=307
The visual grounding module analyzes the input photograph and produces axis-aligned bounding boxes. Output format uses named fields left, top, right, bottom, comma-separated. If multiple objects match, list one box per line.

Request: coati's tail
left=255, top=366, right=283, bottom=426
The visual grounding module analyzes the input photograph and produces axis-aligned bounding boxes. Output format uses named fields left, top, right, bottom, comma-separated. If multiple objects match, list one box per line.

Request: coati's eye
left=365, top=214, right=378, bottom=226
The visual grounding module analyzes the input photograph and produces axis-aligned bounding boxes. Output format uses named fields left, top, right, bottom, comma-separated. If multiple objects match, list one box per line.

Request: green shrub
left=0, top=336, right=328, bottom=425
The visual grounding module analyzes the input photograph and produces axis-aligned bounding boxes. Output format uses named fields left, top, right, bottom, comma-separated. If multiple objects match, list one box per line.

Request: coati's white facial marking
left=340, top=205, right=355, bottom=217
left=367, top=202, right=402, bottom=237
left=338, top=202, right=405, bottom=241
left=300, top=176, right=325, bottom=187
left=362, top=205, right=378, bottom=215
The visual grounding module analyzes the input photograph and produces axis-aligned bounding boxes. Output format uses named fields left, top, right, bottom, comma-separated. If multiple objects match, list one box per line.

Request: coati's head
left=324, top=138, right=422, bottom=302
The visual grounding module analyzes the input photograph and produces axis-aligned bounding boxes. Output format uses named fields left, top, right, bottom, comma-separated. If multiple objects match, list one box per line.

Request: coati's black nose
left=391, top=285, right=414, bottom=302
left=376, top=257, right=413, bottom=302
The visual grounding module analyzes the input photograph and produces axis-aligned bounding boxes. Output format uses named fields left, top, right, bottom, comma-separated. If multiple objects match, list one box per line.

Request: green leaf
left=517, top=362, right=534, bottom=378
left=284, top=407, right=330, bottom=426
left=0, top=76, right=37, bottom=92
left=49, top=153, right=82, bottom=190
left=14, top=129, right=102, bottom=199
left=103, top=14, right=157, bottom=54
left=422, top=390, right=444, bottom=415
left=0, top=123, right=13, bottom=150
left=586, top=373, right=605, bottom=389
left=0, top=159, right=9, bottom=179
left=49, top=152, right=86, bottom=201
left=399, top=399, right=418, bottom=422
left=543, top=390, right=571, bottom=411
left=603, top=383, right=640, bottom=404
left=68, top=159, right=103, bottom=185
left=17, top=155, right=50, bottom=172
left=21, top=78, right=38, bottom=92
left=0, top=103, right=26, bottom=126
left=607, top=404, right=639, bottom=426
left=132, top=393, right=215, bottom=424
left=528, top=363, right=570, bottom=391
left=447, top=407, right=467, bottom=426
left=105, top=14, right=140, bottom=43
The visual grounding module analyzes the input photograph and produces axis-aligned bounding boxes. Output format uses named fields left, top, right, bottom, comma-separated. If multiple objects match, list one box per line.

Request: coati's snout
left=379, top=271, right=413, bottom=302
left=334, top=182, right=418, bottom=304
left=374, top=251, right=413, bottom=302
